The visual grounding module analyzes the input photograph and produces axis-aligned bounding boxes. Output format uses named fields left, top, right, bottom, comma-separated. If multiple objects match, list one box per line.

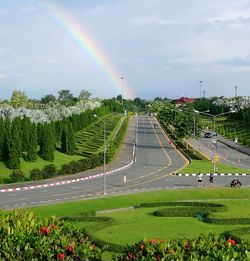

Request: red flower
left=148, top=239, right=159, bottom=244
left=39, top=226, right=50, bottom=235
left=57, top=253, right=64, bottom=260
left=156, top=254, right=161, bottom=260
left=227, top=239, right=236, bottom=246
left=50, top=224, right=57, bottom=229
left=66, top=245, right=74, bottom=253
left=128, top=252, right=135, bottom=260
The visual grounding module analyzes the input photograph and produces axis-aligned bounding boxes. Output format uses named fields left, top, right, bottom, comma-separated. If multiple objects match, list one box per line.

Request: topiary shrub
left=41, top=164, right=57, bottom=179
left=30, top=168, right=42, bottom=181
left=10, top=170, right=25, bottom=183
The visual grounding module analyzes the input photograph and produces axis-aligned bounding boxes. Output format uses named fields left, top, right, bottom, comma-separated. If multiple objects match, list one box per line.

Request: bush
left=41, top=164, right=57, bottom=179
left=30, top=168, right=42, bottom=180
left=154, top=207, right=217, bottom=218
left=10, top=170, right=25, bottom=183
left=0, top=210, right=102, bottom=260
left=113, top=233, right=250, bottom=260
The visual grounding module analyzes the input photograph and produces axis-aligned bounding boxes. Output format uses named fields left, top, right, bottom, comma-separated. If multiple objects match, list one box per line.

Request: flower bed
left=0, top=210, right=102, bottom=260
left=113, top=233, right=250, bottom=260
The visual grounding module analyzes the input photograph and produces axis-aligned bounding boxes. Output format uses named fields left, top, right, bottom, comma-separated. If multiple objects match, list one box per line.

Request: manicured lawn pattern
left=75, top=113, right=123, bottom=157
left=31, top=188, right=250, bottom=253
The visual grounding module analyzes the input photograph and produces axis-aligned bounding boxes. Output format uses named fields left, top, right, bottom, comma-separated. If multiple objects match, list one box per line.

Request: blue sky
left=0, top=0, right=250, bottom=99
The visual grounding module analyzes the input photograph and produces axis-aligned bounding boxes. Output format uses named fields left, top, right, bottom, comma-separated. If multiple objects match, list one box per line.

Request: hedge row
left=205, top=217, right=250, bottom=225
left=61, top=212, right=126, bottom=252
left=154, top=207, right=220, bottom=218
left=136, top=201, right=225, bottom=209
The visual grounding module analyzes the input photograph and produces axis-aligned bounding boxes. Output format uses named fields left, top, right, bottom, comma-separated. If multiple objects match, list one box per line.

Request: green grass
left=180, top=160, right=250, bottom=174
left=75, top=113, right=123, bottom=156
left=94, top=208, right=247, bottom=245
left=30, top=188, right=250, bottom=248
left=0, top=151, right=83, bottom=181
left=31, top=188, right=250, bottom=217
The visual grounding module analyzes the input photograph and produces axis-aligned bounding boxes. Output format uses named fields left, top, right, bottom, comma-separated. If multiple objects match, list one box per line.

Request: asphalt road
left=189, top=136, right=250, bottom=170
left=0, top=115, right=188, bottom=209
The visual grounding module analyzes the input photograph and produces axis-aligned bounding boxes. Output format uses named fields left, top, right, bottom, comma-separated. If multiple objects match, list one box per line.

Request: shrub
left=0, top=210, right=102, bottom=260
left=113, top=233, right=250, bottom=260
left=41, top=164, right=57, bottom=179
left=30, top=168, right=42, bottom=180
left=10, top=170, right=25, bottom=182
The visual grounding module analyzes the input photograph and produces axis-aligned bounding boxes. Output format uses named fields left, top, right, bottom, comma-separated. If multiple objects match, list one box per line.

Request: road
left=0, top=115, right=188, bottom=209
left=189, top=136, right=250, bottom=170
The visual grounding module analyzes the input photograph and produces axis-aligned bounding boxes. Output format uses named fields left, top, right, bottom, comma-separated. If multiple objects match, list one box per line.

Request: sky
left=0, top=0, right=250, bottom=100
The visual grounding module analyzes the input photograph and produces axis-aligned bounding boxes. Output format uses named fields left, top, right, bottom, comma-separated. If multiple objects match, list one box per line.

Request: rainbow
left=44, top=3, right=135, bottom=99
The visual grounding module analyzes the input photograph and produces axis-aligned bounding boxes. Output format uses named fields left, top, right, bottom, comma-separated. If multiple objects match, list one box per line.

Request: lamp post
left=199, top=81, right=202, bottom=99
left=120, top=76, right=125, bottom=114
left=195, top=110, right=236, bottom=172
left=93, top=114, right=106, bottom=194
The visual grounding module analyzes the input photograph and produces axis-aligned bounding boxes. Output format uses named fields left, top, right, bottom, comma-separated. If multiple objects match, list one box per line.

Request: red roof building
left=175, top=97, right=195, bottom=106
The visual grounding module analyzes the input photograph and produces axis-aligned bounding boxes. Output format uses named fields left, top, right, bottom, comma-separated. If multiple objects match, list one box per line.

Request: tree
left=26, top=123, right=37, bottom=162
left=67, top=122, right=75, bottom=155
left=8, top=118, right=22, bottom=169
left=10, top=90, right=28, bottom=108
left=0, top=117, right=5, bottom=160
left=61, top=125, right=68, bottom=154
left=40, top=94, right=56, bottom=104
left=39, top=123, right=55, bottom=161
left=2, top=115, right=11, bottom=161
left=79, top=89, right=92, bottom=100
left=61, top=122, right=75, bottom=155
left=58, top=89, right=76, bottom=106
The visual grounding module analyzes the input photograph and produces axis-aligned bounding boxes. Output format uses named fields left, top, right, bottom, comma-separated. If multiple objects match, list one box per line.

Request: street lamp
left=93, top=114, right=106, bottom=194
left=195, top=110, right=236, bottom=172
left=199, top=81, right=202, bottom=99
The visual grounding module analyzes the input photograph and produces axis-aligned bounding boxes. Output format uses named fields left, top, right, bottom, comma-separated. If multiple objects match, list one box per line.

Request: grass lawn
left=30, top=188, right=250, bottom=259
left=179, top=160, right=250, bottom=174
left=31, top=188, right=250, bottom=217
left=0, top=151, right=83, bottom=181
left=94, top=208, right=248, bottom=245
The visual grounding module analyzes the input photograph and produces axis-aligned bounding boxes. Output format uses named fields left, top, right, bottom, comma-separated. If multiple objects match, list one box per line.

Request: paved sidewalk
left=0, top=116, right=136, bottom=189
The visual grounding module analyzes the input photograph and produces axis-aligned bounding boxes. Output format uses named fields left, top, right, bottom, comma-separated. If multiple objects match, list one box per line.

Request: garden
left=27, top=188, right=250, bottom=260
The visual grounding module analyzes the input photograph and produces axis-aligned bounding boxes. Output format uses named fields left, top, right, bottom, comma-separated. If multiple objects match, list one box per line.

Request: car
left=204, top=132, right=217, bottom=138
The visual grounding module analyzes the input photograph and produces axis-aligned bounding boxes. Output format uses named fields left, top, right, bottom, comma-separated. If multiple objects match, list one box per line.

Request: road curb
left=0, top=160, right=134, bottom=193
left=174, top=173, right=249, bottom=176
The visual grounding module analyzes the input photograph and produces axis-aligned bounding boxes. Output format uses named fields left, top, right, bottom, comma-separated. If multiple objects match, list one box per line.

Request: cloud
left=217, top=55, right=250, bottom=67
left=132, top=15, right=180, bottom=26
left=0, top=73, right=7, bottom=80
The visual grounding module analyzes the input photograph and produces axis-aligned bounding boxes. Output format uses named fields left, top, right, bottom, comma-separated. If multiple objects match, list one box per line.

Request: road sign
left=214, top=154, right=220, bottom=162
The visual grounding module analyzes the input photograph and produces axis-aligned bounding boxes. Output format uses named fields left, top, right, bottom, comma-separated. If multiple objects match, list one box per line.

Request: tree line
left=0, top=101, right=122, bottom=170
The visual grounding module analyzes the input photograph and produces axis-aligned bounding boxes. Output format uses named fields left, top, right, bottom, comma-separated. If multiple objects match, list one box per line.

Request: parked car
left=204, top=132, right=217, bottom=138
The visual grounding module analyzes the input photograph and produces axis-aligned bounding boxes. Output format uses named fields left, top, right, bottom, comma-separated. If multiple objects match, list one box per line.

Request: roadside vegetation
left=0, top=90, right=128, bottom=184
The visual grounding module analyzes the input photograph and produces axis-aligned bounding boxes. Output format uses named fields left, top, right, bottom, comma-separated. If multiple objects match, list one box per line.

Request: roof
left=175, top=97, right=195, bottom=105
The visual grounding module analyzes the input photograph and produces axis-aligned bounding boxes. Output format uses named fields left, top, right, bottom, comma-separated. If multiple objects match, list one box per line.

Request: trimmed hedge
left=154, top=207, right=218, bottom=218
left=136, top=201, right=225, bottom=208
left=205, top=217, right=250, bottom=225
left=61, top=212, right=125, bottom=252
